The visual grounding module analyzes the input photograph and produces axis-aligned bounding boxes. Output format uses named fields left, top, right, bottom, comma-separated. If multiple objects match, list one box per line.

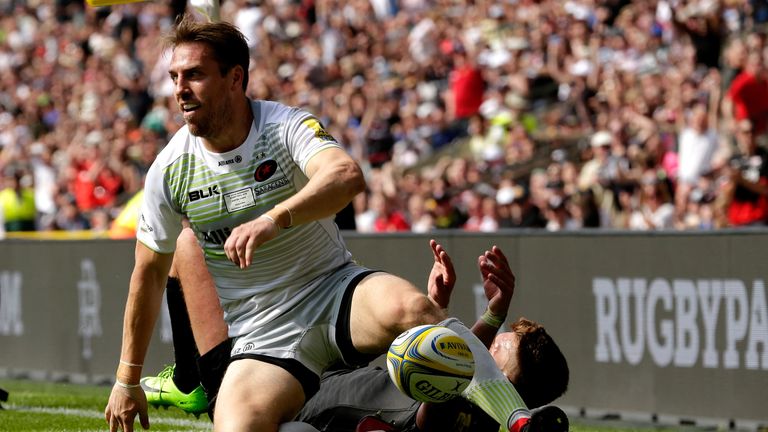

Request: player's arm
left=224, top=125, right=365, bottom=268
left=105, top=242, right=174, bottom=432
left=272, top=146, right=366, bottom=227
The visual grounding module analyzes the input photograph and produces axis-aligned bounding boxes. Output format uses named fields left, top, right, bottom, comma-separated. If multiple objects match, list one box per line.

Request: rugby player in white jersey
left=104, top=15, right=448, bottom=432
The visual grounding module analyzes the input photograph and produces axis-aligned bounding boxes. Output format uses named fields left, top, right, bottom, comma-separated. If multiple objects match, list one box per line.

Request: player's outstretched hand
left=478, top=246, right=515, bottom=318
left=427, top=239, right=455, bottom=309
left=524, top=405, right=569, bottom=432
left=105, top=382, right=149, bottom=432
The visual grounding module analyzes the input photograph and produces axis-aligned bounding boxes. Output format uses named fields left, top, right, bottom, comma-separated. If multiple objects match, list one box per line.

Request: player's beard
left=186, top=98, right=232, bottom=140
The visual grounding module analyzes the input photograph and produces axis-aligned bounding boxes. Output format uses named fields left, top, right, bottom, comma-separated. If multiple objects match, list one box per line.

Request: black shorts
left=295, top=366, right=420, bottom=432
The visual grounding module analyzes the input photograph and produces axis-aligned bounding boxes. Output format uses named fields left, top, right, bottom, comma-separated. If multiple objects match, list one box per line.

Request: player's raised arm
left=472, top=246, right=516, bottom=348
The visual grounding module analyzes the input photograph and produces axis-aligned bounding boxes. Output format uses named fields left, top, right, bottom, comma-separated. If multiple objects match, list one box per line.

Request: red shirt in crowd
left=71, top=160, right=123, bottom=211
left=450, top=65, right=485, bottom=119
left=727, top=71, right=768, bottom=135
left=373, top=211, right=411, bottom=232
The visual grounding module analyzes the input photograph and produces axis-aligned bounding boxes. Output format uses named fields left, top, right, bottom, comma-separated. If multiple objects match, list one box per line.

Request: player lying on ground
left=142, top=230, right=569, bottom=431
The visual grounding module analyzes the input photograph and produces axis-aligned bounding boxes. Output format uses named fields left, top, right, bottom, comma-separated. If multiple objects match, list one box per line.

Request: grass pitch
left=0, top=378, right=701, bottom=431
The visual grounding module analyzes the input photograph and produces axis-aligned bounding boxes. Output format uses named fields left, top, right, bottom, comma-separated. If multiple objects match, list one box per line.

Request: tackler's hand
left=478, top=246, right=515, bottom=318
left=427, top=239, right=456, bottom=310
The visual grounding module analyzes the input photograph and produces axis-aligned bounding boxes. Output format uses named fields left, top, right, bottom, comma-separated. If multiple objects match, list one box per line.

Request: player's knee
left=176, top=227, right=197, bottom=249
left=386, top=291, right=443, bottom=333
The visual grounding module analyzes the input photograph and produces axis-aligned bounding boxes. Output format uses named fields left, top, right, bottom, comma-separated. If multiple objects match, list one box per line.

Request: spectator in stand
left=371, top=192, right=410, bottom=232
left=406, top=193, right=435, bottom=233
left=509, top=185, right=547, bottom=229
left=722, top=119, right=768, bottom=226
left=463, top=190, right=499, bottom=232
left=29, top=141, right=58, bottom=229
left=675, top=70, right=721, bottom=221
left=495, top=179, right=521, bottom=228
left=629, top=170, right=676, bottom=230
left=445, top=45, right=485, bottom=124
left=0, top=167, right=36, bottom=232
left=724, top=51, right=768, bottom=136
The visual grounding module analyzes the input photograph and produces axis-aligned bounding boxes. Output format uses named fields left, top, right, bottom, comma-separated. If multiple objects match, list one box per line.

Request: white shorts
left=229, top=262, right=377, bottom=397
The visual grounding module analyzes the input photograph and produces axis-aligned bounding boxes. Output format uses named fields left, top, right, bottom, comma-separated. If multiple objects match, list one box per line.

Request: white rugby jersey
left=137, top=100, right=353, bottom=335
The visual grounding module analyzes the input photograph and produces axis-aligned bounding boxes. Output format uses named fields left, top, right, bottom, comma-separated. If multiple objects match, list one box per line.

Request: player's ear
left=230, top=65, right=244, bottom=90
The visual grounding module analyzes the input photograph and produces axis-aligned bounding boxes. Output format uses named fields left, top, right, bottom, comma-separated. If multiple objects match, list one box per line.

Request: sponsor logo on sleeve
left=302, top=118, right=335, bottom=142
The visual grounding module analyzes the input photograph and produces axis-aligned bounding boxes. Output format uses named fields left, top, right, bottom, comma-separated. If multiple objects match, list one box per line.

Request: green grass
left=0, top=378, right=701, bottom=431
left=0, top=379, right=210, bottom=431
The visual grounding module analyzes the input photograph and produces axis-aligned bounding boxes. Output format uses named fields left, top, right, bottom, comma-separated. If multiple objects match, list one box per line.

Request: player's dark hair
left=166, top=14, right=250, bottom=91
left=510, top=318, right=569, bottom=408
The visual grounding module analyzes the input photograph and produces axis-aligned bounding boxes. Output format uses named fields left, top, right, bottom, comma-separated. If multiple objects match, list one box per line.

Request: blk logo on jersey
left=203, top=227, right=231, bottom=245
left=189, top=185, right=221, bottom=202
left=254, top=160, right=278, bottom=182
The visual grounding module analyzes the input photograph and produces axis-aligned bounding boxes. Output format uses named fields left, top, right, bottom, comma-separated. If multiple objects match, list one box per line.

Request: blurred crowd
left=2, top=0, right=768, bottom=237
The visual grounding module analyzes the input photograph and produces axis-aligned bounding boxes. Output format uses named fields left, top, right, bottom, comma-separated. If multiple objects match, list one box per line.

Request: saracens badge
left=254, top=159, right=278, bottom=182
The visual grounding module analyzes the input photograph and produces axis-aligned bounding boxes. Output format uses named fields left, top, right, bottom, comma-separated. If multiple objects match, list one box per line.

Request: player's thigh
left=349, top=273, right=441, bottom=352
left=213, top=358, right=305, bottom=432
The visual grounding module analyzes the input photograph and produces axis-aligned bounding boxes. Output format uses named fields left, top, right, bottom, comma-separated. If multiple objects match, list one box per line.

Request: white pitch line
left=7, top=404, right=212, bottom=430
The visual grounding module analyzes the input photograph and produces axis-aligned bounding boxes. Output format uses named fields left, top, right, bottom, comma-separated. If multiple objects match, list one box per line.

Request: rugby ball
left=386, top=324, right=475, bottom=403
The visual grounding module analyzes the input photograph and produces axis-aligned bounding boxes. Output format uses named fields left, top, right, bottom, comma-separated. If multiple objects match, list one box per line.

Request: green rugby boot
left=140, top=364, right=208, bottom=416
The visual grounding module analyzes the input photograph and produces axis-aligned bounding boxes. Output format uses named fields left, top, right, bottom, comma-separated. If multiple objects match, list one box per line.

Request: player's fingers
left=491, top=245, right=510, bottom=266
left=123, top=414, right=135, bottom=432
left=430, top=239, right=440, bottom=261
left=139, top=409, right=150, bottom=430
left=485, top=256, right=514, bottom=287
left=106, top=409, right=116, bottom=432
left=485, top=271, right=506, bottom=288
left=243, top=236, right=256, bottom=268
left=484, top=249, right=513, bottom=278
left=236, top=235, right=250, bottom=269
left=223, top=235, right=239, bottom=266
left=478, top=255, right=491, bottom=278
left=441, top=250, right=456, bottom=279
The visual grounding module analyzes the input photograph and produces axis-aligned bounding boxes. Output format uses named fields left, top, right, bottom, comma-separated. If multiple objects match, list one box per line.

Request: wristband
left=260, top=214, right=280, bottom=232
left=274, top=204, right=294, bottom=228
left=115, top=378, right=141, bottom=389
left=119, top=360, right=143, bottom=368
left=480, top=308, right=506, bottom=328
